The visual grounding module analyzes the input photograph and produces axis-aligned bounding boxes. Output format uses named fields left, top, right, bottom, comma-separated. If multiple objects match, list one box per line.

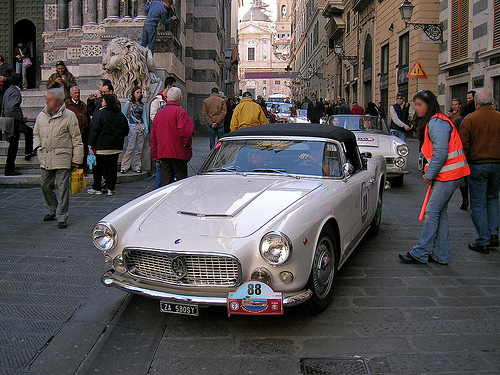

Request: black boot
left=459, top=186, right=469, bottom=211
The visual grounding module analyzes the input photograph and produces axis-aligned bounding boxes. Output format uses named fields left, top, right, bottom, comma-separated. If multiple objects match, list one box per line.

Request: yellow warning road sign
left=407, top=60, right=427, bottom=79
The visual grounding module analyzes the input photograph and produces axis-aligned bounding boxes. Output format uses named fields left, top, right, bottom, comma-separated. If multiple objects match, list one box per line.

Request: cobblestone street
left=0, top=138, right=499, bottom=375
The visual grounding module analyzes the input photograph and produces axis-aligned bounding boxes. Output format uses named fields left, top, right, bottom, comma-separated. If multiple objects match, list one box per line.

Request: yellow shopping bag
left=71, top=168, right=86, bottom=195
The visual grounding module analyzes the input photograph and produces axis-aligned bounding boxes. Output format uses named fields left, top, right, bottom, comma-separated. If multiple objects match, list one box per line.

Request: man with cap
left=230, top=92, right=267, bottom=131
left=389, top=92, right=414, bottom=141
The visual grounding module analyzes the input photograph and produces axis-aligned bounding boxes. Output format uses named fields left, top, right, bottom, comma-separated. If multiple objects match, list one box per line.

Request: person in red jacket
left=150, top=87, right=194, bottom=187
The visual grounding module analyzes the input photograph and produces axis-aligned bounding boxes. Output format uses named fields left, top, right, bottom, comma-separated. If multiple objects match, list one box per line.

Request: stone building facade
left=238, top=0, right=292, bottom=99
left=0, top=0, right=237, bottom=133
left=0, top=0, right=45, bottom=89
left=290, top=0, right=327, bottom=101
left=303, top=0, right=440, bottom=111
left=438, top=0, right=500, bottom=108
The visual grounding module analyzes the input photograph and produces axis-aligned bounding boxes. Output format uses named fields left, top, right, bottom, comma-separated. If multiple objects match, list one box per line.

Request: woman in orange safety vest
left=399, top=90, right=470, bottom=265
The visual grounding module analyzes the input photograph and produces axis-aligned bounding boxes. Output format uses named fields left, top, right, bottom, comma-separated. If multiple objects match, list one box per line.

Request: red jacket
left=150, top=101, right=194, bottom=161
left=351, top=105, right=365, bottom=115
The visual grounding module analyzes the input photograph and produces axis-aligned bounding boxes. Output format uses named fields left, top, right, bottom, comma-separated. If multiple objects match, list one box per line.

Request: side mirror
left=342, top=163, right=354, bottom=179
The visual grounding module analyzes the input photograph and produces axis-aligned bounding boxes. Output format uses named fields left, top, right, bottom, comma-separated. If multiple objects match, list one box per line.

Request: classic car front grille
left=385, top=157, right=395, bottom=165
left=122, top=249, right=241, bottom=287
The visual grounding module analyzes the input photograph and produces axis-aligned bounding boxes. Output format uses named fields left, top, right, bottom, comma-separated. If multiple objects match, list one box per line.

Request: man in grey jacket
left=2, top=73, right=33, bottom=175
left=34, top=88, right=83, bottom=229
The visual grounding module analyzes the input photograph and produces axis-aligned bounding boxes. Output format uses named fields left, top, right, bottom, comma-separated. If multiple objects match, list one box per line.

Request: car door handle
left=367, top=178, right=376, bottom=185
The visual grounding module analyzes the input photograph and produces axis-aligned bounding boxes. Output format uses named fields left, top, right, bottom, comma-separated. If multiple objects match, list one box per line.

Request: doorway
left=13, top=19, right=36, bottom=89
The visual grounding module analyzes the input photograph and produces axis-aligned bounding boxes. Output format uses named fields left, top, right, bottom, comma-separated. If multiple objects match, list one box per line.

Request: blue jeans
left=411, top=178, right=464, bottom=263
left=208, top=124, right=225, bottom=149
left=468, top=163, right=500, bottom=245
left=391, top=129, right=406, bottom=141
left=154, top=161, right=161, bottom=189
left=15, top=62, right=27, bottom=89
left=141, top=24, right=158, bottom=53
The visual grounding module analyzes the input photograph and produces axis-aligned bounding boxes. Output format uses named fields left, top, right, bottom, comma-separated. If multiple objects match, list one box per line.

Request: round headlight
left=395, top=157, right=406, bottom=168
left=260, top=231, right=292, bottom=266
left=397, top=144, right=409, bottom=157
left=92, top=222, right=117, bottom=252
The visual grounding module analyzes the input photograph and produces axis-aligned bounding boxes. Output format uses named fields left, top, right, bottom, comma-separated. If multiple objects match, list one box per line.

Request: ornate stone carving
left=101, top=37, right=159, bottom=98
left=82, top=44, right=102, bottom=57
left=44, top=4, right=57, bottom=20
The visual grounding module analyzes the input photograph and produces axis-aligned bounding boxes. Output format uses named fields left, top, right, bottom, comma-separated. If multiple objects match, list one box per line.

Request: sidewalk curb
left=20, top=286, right=132, bottom=375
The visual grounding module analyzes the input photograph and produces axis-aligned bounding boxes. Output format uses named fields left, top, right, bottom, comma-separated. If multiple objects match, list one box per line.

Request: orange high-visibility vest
left=421, top=113, right=470, bottom=181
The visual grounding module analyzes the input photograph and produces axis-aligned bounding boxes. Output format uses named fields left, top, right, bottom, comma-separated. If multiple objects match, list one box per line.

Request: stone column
left=106, top=0, right=120, bottom=18
left=72, top=0, right=83, bottom=27
left=86, top=0, right=98, bottom=24
left=137, top=0, right=146, bottom=18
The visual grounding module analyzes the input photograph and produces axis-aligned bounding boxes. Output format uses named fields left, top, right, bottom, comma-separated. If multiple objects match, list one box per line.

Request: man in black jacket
left=0, top=55, right=13, bottom=115
left=307, top=94, right=323, bottom=123
left=87, top=79, right=114, bottom=117
left=2, top=73, right=34, bottom=175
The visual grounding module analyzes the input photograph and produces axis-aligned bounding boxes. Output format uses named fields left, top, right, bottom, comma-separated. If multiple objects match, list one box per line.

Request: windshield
left=327, top=115, right=389, bottom=134
left=200, top=139, right=343, bottom=177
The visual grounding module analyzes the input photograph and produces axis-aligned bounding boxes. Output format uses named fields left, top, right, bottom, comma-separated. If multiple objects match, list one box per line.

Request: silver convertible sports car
left=328, top=115, right=410, bottom=186
left=93, top=124, right=386, bottom=315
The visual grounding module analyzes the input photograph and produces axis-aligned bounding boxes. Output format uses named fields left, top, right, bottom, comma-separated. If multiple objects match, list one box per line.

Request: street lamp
left=333, top=43, right=358, bottom=66
left=399, top=0, right=414, bottom=21
left=399, top=0, right=443, bottom=43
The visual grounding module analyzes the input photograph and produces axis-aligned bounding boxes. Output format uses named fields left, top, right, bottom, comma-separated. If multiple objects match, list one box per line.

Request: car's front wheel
left=302, top=227, right=338, bottom=315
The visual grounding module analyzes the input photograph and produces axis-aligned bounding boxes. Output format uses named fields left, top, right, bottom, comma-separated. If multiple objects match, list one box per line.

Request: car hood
left=139, top=175, right=322, bottom=238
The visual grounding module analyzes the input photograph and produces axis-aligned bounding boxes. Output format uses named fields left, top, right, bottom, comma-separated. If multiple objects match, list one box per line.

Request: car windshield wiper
left=206, top=167, right=245, bottom=175
left=252, top=168, right=300, bottom=178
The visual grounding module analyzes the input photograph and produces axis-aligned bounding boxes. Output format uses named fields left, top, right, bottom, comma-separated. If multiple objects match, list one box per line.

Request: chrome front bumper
left=102, top=270, right=313, bottom=307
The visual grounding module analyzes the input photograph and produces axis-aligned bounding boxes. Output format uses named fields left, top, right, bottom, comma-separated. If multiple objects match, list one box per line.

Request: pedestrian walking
left=87, top=79, right=113, bottom=117
left=65, top=86, right=89, bottom=171
left=334, top=98, right=350, bottom=114
left=141, top=0, right=177, bottom=54
left=454, top=100, right=476, bottom=211
left=87, top=94, right=129, bottom=196
left=150, top=76, right=177, bottom=189
left=33, top=88, right=83, bottom=229
left=121, top=86, right=149, bottom=174
left=14, top=41, right=31, bottom=89
left=230, top=91, right=267, bottom=131
left=448, top=98, right=462, bottom=124
left=307, top=94, right=323, bottom=123
left=351, top=101, right=365, bottom=115
left=466, top=90, right=476, bottom=103
left=150, top=87, right=194, bottom=187
left=0, top=55, right=13, bottom=121
left=399, top=90, right=470, bottom=265
left=459, top=90, right=500, bottom=254
left=222, top=92, right=233, bottom=134
left=365, top=102, right=380, bottom=117
left=376, top=102, right=386, bottom=119
left=389, top=92, right=414, bottom=141
left=2, top=73, right=34, bottom=176
left=46, top=61, right=77, bottom=100
left=203, top=87, right=227, bottom=149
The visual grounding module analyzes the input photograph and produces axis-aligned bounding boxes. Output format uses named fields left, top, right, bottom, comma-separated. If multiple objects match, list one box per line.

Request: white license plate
left=160, top=301, right=199, bottom=316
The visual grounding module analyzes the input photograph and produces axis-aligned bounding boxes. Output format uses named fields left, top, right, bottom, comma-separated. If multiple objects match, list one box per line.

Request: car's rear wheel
left=368, top=186, right=383, bottom=236
left=390, top=175, right=404, bottom=187
left=302, top=227, right=338, bottom=315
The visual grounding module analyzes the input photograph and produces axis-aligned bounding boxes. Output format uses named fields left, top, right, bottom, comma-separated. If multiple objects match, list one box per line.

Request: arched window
left=363, top=34, right=372, bottom=70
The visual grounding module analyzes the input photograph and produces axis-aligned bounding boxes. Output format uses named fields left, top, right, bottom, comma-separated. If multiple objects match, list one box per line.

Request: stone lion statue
left=102, top=37, right=159, bottom=99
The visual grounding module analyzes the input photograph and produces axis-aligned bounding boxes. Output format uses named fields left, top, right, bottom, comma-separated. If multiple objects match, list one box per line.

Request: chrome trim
left=122, top=247, right=242, bottom=288
left=101, top=270, right=313, bottom=306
